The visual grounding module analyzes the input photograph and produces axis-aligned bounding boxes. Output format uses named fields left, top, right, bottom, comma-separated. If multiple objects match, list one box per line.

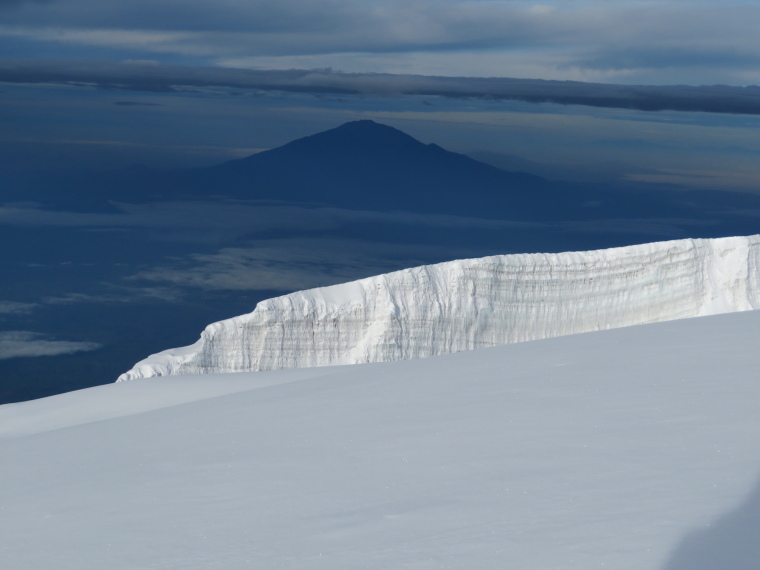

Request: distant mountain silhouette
left=95, top=119, right=605, bottom=220
left=41, top=119, right=760, bottom=227
left=183, top=119, right=575, bottom=219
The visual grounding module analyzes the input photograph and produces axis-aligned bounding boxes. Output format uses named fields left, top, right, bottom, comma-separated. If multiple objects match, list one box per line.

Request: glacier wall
left=118, top=235, right=760, bottom=381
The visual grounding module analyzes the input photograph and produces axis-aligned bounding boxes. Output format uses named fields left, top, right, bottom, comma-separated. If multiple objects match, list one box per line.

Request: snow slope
left=119, top=235, right=760, bottom=381
left=3, top=311, right=760, bottom=569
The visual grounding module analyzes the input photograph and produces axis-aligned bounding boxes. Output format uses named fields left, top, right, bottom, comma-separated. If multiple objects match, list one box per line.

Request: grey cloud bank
left=3, top=59, right=760, bottom=115
left=0, top=301, right=38, bottom=315
left=2, top=1, right=759, bottom=84
left=0, top=331, right=100, bottom=360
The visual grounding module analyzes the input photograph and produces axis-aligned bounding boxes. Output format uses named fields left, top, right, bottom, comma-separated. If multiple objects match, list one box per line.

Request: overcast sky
left=1, top=0, right=759, bottom=185
left=2, top=0, right=760, bottom=85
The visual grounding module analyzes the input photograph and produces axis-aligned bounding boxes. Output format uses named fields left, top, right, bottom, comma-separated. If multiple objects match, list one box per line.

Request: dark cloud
left=114, top=100, right=163, bottom=106
left=0, top=200, right=715, bottom=245
left=2, top=59, right=759, bottom=114
left=0, top=200, right=549, bottom=248
left=1, top=0, right=362, bottom=34
left=0, top=0, right=51, bottom=7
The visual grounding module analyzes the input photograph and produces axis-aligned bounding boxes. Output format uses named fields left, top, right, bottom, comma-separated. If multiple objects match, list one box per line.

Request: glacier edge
left=117, top=235, right=760, bottom=382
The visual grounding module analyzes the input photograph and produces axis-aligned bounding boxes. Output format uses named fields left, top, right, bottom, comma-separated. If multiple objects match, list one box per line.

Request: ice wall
left=118, top=235, right=760, bottom=381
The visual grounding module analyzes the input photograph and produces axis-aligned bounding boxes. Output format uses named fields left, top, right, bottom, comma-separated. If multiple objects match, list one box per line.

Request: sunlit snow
left=120, top=235, right=760, bottom=381
left=2, top=311, right=760, bottom=569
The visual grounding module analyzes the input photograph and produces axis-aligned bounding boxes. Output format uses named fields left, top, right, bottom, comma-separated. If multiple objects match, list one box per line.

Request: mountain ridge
left=194, top=119, right=561, bottom=217
left=36, top=120, right=760, bottom=236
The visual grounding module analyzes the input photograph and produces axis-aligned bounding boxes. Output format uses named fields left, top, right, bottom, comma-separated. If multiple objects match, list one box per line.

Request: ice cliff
left=118, top=235, right=760, bottom=381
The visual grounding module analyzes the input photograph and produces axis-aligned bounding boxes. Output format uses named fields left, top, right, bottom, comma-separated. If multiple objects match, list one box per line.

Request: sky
left=2, top=0, right=760, bottom=400
left=3, top=0, right=760, bottom=84
left=2, top=0, right=760, bottom=177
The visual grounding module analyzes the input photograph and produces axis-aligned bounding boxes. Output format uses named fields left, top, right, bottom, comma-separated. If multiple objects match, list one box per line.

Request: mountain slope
left=3, top=311, right=760, bottom=569
left=105, top=119, right=616, bottom=221
left=42, top=119, right=760, bottom=234
left=118, top=234, right=760, bottom=381
left=194, top=119, right=571, bottom=218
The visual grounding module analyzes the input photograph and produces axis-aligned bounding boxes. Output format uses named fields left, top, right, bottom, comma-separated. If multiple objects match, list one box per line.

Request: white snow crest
left=117, top=235, right=760, bottom=382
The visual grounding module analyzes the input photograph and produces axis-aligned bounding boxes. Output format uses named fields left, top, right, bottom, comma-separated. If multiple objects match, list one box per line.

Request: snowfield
left=3, top=310, right=760, bottom=569
left=118, top=234, right=760, bottom=382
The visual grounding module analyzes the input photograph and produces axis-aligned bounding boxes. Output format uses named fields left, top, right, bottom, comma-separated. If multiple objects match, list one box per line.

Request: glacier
left=6, top=311, right=760, bottom=569
left=118, top=235, right=760, bottom=381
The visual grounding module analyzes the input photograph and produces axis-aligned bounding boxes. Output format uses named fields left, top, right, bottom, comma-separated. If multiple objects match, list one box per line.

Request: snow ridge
left=118, top=235, right=760, bottom=382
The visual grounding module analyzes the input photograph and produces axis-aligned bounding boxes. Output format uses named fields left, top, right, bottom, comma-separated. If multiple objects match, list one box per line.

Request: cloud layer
left=3, top=58, right=760, bottom=115
left=128, top=238, right=476, bottom=293
left=0, top=331, right=101, bottom=360
left=2, top=1, right=760, bottom=84
left=0, top=301, right=38, bottom=315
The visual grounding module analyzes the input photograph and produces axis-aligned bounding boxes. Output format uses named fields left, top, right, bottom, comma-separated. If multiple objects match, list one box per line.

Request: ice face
left=117, top=235, right=760, bottom=381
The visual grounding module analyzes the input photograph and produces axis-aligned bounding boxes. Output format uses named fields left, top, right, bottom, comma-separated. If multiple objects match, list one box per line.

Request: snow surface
left=3, top=311, right=760, bottom=569
left=119, top=235, right=760, bottom=381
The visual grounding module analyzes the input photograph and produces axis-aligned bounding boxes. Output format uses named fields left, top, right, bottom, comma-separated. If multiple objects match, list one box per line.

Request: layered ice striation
left=118, top=235, right=760, bottom=381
